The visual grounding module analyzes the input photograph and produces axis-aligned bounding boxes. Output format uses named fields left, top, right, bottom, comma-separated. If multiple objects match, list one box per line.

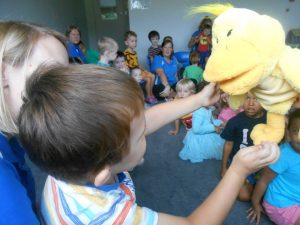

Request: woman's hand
left=160, top=85, right=171, bottom=97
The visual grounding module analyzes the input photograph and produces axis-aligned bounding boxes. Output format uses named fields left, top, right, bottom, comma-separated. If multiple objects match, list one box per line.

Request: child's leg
left=141, top=70, right=155, bottom=97
left=143, top=76, right=151, bottom=98
left=296, top=216, right=300, bottom=225
left=238, top=182, right=253, bottom=201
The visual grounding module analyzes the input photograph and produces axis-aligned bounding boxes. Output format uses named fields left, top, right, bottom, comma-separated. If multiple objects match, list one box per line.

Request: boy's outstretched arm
left=156, top=142, right=279, bottom=225
left=145, top=83, right=220, bottom=135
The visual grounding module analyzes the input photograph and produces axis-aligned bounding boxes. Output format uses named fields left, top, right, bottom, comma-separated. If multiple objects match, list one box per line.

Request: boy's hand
left=247, top=204, right=264, bottom=225
left=231, top=142, right=279, bottom=179
left=198, top=83, right=220, bottom=107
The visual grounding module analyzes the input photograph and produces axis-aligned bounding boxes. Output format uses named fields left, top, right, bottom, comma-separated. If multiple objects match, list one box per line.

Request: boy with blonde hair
left=124, top=30, right=157, bottom=104
left=168, top=79, right=196, bottom=135
left=97, top=37, right=118, bottom=67
left=19, top=65, right=279, bottom=225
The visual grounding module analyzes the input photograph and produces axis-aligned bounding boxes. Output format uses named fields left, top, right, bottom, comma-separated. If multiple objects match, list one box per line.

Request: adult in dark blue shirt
left=0, top=21, right=69, bottom=224
left=66, top=25, right=87, bottom=64
left=220, top=92, right=266, bottom=202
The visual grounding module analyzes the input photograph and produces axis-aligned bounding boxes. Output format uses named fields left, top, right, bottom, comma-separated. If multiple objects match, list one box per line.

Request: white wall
left=129, top=0, right=300, bottom=67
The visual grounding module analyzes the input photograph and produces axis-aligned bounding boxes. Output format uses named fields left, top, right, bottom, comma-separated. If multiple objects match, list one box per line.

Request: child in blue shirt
left=248, top=109, right=300, bottom=225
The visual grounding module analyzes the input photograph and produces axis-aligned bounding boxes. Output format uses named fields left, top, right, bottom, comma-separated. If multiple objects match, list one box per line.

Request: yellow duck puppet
left=190, top=3, right=300, bottom=144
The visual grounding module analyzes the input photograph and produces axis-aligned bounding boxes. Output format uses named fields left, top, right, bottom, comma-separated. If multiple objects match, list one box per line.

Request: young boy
left=124, top=30, right=157, bottom=104
left=114, top=51, right=130, bottom=74
left=220, top=92, right=267, bottom=201
left=147, top=30, right=162, bottom=64
left=97, top=37, right=118, bottom=67
left=131, top=67, right=143, bottom=83
left=183, top=51, right=204, bottom=86
left=19, top=65, right=279, bottom=225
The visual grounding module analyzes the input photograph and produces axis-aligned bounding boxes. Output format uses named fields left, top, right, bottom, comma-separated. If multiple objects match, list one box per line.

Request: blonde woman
left=0, top=21, right=68, bottom=224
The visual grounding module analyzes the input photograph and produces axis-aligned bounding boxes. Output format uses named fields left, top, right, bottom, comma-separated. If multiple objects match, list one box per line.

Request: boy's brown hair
left=189, top=51, right=199, bottom=65
left=124, top=30, right=137, bottom=41
left=18, top=65, right=144, bottom=184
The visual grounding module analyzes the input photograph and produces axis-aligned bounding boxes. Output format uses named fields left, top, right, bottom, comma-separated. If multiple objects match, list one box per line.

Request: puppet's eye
left=216, top=38, right=219, bottom=43
left=227, top=29, right=233, bottom=36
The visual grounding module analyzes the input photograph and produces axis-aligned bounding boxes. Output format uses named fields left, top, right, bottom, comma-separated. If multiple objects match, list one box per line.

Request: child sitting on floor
left=183, top=51, right=203, bottom=87
left=18, top=65, right=279, bottom=225
left=124, top=30, right=157, bottom=104
left=168, top=79, right=195, bottom=135
left=179, top=81, right=225, bottom=163
left=217, top=93, right=241, bottom=125
left=97, top=37, right=118, bottom=67
left=131, top=67, right=143, bottom=83
left=113, top=51, right=130, bottom=74
left=220, top=92, right=266, bottom=202
left=248, top=109, right=300, bottom=225
left=148, top=30, right=162, bottom=64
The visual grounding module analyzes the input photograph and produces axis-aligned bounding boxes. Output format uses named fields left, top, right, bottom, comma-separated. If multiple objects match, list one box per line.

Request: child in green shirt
left=183, top=51, right=203, bottom=86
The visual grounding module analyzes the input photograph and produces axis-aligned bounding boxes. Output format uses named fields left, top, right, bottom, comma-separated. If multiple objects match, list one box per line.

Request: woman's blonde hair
left=0, top=21, right=66, bottom=134
left=176, top=79, right=196, bottom=94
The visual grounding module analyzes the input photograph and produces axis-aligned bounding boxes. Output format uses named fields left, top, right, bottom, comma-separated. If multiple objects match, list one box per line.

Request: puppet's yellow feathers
left=188, top=3, right=233, bottom=17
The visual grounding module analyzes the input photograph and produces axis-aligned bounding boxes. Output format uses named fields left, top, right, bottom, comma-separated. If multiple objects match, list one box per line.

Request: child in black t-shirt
left=221, top=92, right=266, bottom=201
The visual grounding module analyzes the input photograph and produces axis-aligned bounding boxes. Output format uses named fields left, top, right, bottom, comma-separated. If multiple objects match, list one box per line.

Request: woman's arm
left=145, top=83, right=220, bottom=135
left=156, top=68, right=169, bottom=87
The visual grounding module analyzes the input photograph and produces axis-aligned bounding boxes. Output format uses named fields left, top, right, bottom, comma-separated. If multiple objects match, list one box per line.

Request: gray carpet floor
left=28, top=122, right=274, bottom=225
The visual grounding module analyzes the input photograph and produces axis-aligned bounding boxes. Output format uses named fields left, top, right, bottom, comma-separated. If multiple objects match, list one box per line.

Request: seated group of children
left=91, top=31, right=158, bottom=104
left=79, top=29, right=208, bottom=107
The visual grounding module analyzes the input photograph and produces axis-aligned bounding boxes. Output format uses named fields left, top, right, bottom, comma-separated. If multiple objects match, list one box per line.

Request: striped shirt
left=147, top=46, right=161, bottom=59
left=41, top=172, right=158, bottom=225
